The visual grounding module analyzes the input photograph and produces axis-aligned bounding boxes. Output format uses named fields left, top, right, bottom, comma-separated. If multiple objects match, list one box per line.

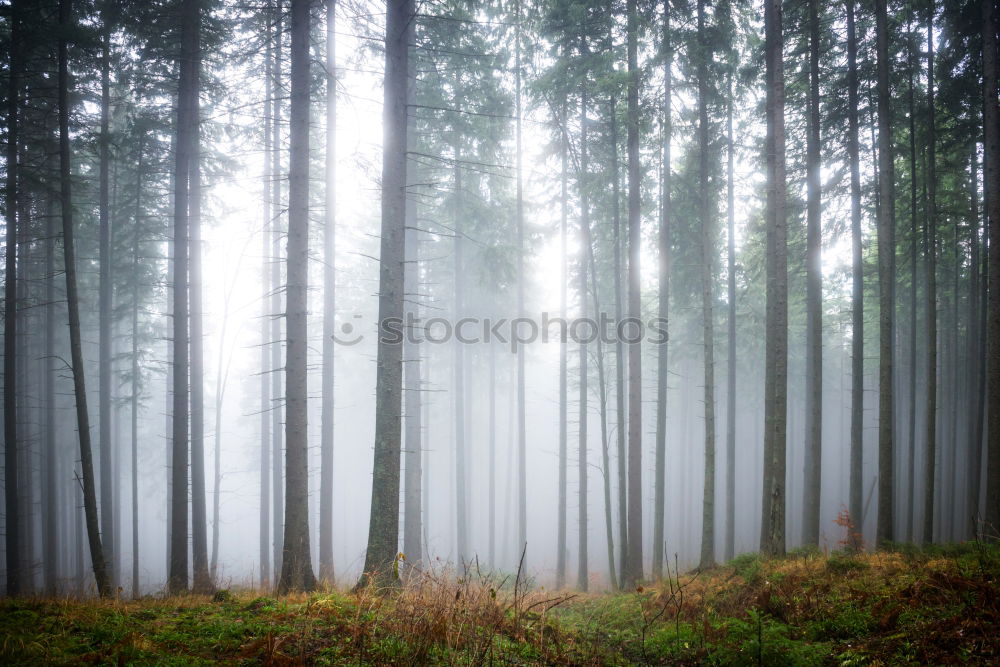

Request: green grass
left=1, top=542, right=998, bottom=665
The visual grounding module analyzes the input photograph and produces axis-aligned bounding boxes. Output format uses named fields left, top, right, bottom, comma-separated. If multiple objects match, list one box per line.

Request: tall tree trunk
left=44, top=202, right=57, bottom=596
left=488, top=343, right=496, bottom=569
left=98, top=22, right=115, bottom=587
left=259, top=0, right=273, bottom=589
left=271, top=7, right=284, bottom=577
left=515, top=0, right=527, bottom=565
left=968, top=147, right=983, bottom=535
left=359, top=0, right=411, bottom=584
left=654, top=1, right=671, bottom=579
left=846, top=0, right=864, bottom=538
left=131, top=130, right=146, bottom=598
left=319, top=0, right=337, bottom=585
left=760, top=0, right=788, bottom=557
left=905, top=9, right=919, bottom=542
left=557, top=94, right=568, bottom=590
left=59, top=0, right=110, bottom=598
left=610, top=95, right=628, bottom=589
left=4, top=0, right=20, bottom=598
left=874, top=0, right=896, bottom=548
left=624, top=0, right=644, bottom=587
left=725, top=63, right=737, bottom=563
left=189, top=13, right=211, bottom=593
left=923, top=9, right=938, bottom=545
left=696, top=0, right=716, bottom=570
left=277, top=0, right=317, bottom=594
left=453, top=127, right=468, bottom=567
left=402, top=9, right=422, bottom=572
left=577, top=89, right=590, bottom=592
left=169, top=0, right=197, bottom=595
left=982, top=0, right=1000, bottom=536
left=802, top=0, right=823, bottom=547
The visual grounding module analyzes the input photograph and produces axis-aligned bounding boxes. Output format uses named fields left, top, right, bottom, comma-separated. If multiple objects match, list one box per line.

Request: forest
left=1, top=0, right=1000, bottom=663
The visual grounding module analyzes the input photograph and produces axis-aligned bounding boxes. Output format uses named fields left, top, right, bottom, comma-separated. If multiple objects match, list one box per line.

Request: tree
left=59, top=0, right=110, bottom=598
left=696, top=0, right=717, bottom=571
left=653, top=0, right=672, bottom=579
left=359, top=0, right=412, bottom=585
left=4, top=0, right=21, bottom=598
left=577, top=85, right=590, bottom=592
left=846, top=0, right=864, bottom=536
left=169, top=0, right=198, bottom=595
left=760, top=0, right=788, bottom=557
left=874, top=0, right=896, bottom=548
left=983, top=0, right=1000, bottom=535
left=277, top=0, right=317, bottom=594
left=801, top=0, right=823, bottom=547
left=624, top=0, right=644, bottom=588
left=923, top=5, right=938, bottom=545
left=319, top=0, right=337, bottom=586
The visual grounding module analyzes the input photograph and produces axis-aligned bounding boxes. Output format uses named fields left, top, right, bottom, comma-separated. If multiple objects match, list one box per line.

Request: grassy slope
left=1, top=543, right=998, bottom=665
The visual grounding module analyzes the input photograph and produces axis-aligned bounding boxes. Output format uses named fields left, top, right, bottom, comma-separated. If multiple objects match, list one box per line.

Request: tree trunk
left=760, top=0, right=787, bottom=557
left=725, top=62, right=737, bottom=563
left=515, top=0, right=527, bottom=565
left=905, top=8, right=919, bottom=543
left=131, top=129, right=146, bottom=598
left=453, top=126, right=468, bottom=567
left=277, top=0, right=318, bottom=594
left=968, top=147, right=983, bottom=535
left=259, top=0, right=273, bottom=590
left=319, top=0, right=337, bottom=585
left=4, top=0, right=20, bottom=598
left=557, top=93, right=568, bottom=590
left=271, top=7, right=284, bottom=578
left=609, top=97, right=628, bottom=590
left=874, top=0, right=897, bottom=548
left=846, top=0, right=864, bottom=539
left=59, top=0, right=110, bottom=598
left=577, top=88, right=590, bottom=592
left=923, top=9, right=938, bottom=546
left=696, top=0, right=716, bottom=570
left=169, top=0, right=197, bottom=595
left=359, top=0, right=412, bottom=585
left=654, top=0, right=671, bottom=578
left=98, top=23, right=115, bottom=588
left=624, top=0, right=644, bottom=587
left=982, top=0, right=1000, bottom=536
left=802, top=0, right=823, bottom=547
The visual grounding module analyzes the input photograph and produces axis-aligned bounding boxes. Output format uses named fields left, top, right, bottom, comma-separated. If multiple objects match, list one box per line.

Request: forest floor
left=1, top=541, right=999, bottom=665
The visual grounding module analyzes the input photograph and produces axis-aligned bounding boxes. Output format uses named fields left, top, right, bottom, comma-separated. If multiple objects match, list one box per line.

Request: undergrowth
left=1, top=542, right=997, bottom=665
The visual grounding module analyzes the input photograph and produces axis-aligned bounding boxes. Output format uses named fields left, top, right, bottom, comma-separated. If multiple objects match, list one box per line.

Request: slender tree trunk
left=624, top=0, right=644, bottom=587
left=846, top=0, right=864, bottom=537
left=577, top=88, right=590, bottom=592
left=59, top=0, right=110, bottom=598
left=4, top=0, right=20, bottom=598
left=402, top=13, right=422, bottom=572
left=271, top=7, right=284, bottom=577
left=169, top=0, right=197, bottom=595
left=319, top=0, right=337, bottom=585
left=277, top=0, right=317, bottom=594
left=453, top=126, right=468, bottom=567
left=189, top=14, right=211, bottom=593
left=923, top=10, right=938, bottom=546
left=802, top=0, right=823, bottom=547
left=131, top=130, right=146, bottom=598
left=610, top=95, right=628, bottom=589
left=557, top=94, right=568, bottom=590
left=968, top=147, right=983, bottom=535
left=98, top=23, right=115, bottom=587
left=696, top=0, right=716, bottom=570
left=725, top=63, right=737, bottom=563
left=982, top=0, right=1000, bottom=536
left=760, top=0, right=788, bottom=557
left=44, top=202, right=57, bottom=596
left=653, top=1, right=671, bottom=578
left=488, top=343, right=496, bottom=569
left=874, top=0, right=897, bottom=548
left=515, top=0, right=527, bottom=564
left=359, top=0, right=412, bottom=584
left=259, top=0, right=273, bottom=589
left=906, top=9, right=919, bottom=543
